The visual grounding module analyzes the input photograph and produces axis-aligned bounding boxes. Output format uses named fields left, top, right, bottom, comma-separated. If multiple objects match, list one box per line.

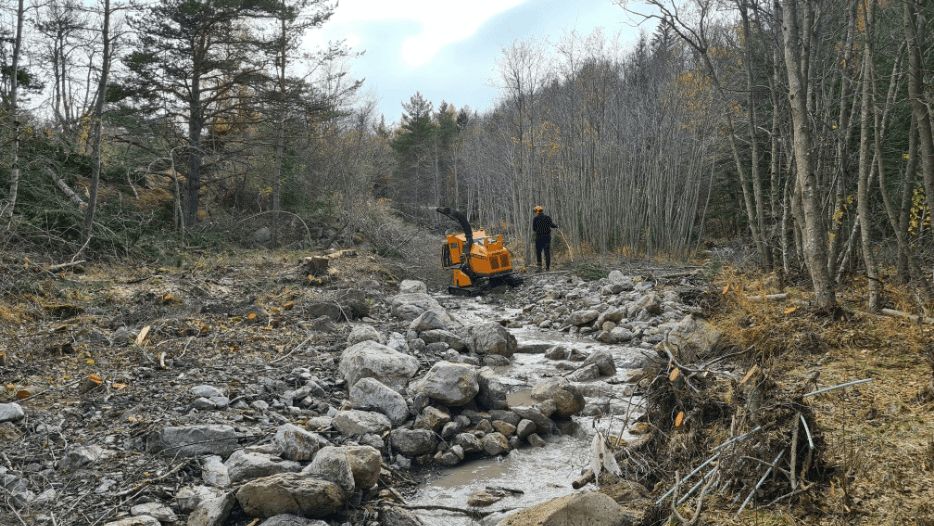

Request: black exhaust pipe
left=436, top=207, right=473, bottom=252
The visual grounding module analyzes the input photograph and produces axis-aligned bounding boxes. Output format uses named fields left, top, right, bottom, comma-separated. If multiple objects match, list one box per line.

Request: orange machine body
left=442, top=229, right=514, bottom=287
left=436, top=207, right=521, bottom=294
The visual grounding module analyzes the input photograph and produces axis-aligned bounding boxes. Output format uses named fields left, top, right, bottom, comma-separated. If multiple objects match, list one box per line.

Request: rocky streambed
left=404, top=271, right=705, bottom=525
left=0, top=263, right=713, bottom=526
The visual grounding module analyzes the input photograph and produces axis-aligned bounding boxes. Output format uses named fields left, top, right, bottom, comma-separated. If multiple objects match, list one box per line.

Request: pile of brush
left=614, top=324, right=857, bottom=524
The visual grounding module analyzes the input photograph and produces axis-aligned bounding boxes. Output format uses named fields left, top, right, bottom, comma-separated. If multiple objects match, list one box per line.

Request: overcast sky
left=312, top=0, right=651, bottom=122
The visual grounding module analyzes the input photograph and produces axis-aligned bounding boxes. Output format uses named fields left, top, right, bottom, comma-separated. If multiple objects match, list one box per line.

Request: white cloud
left=323, top=0, right=528, bottom=68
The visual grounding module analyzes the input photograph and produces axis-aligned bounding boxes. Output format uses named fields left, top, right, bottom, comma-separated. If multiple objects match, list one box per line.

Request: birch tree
left=778, top=0, right=836, bottom=311
left=2, top=0, right=25, bottom=222
left=81, top=0, right=114, bottom=247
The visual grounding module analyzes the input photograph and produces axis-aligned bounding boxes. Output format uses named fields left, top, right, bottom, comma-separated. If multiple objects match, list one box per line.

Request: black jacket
left=532, top=214, right=558, bottom=240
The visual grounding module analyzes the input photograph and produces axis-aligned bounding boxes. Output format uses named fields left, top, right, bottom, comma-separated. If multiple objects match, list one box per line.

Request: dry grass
left=706, top=267, right=934, bottom=525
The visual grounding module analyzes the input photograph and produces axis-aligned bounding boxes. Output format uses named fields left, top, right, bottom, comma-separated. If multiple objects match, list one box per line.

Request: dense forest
left=2, top=3, right=934, bottom=526
left=1, top=0, right=933, bottom=311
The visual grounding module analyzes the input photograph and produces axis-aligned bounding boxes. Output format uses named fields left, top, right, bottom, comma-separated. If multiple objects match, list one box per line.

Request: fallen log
left=745, top=293, right=789, bottom=303
left=47, top=260, right=85, bottom=272
left=47, top=167, right=86, bottom=208
left=880, top=308, right=934, bottom=325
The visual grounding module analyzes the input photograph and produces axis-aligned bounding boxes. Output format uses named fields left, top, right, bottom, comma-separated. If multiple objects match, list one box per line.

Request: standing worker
left=532, top=205, right=558, bottom=271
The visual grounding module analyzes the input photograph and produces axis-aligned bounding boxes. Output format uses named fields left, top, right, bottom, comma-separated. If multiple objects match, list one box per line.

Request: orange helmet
left=533, top=205, right=544, bottom=214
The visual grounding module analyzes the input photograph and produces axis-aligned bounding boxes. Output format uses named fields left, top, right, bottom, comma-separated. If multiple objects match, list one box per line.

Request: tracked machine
left=436, top=207, right=522, bottom=296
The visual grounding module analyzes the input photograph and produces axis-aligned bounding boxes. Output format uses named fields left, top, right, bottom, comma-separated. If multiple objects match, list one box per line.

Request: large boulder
left=305, top=303, right=344, bottom=322
left=350, top=378, right=410, bottom=426
left=476, top=368, right=509, bottom=410
left=379, top=506, right=426, bottom=526
left=147, top=425, right=238, bottom=457
left=236, top=474, right=344, bottom=519
left=187, top=491, right=236, bottom=526
left=202, top=455, right=230, bottom=487
left=509, top=406, right=554, bottom=435
left=259, top=516, right=329, bottom=526
left=465, top=323, right=517, bottom=357
left=413, top=406, right=451, bottom=432
left=253, top=227, right=272, bottom=244
left=566, top=363, right=600, bottom=382
left=662, top=315, right=722, bottom=361
left=307, top=290, right=369, bottom=321
left=389, top=428, right=437, bottom=457
left=302, top=446, right=355, bottom=495
left=391, top=293, right=445, bottom=321
left=481, top=432, right=509, bottom=456
left=332, top=289, right=370, bottom=319
left=530, top=378, right=585, bottom=418
left=516, top=419, right=537, bottom=439
left=339, top=341, right=420, bottom=391
left=453, top=432, right=482, bottom=453
left=497, top=491, right=635, bottom=526
left=0, top=403, right=24, bottom=423
left=596, top=307, right=627, bottom=326
left=411, top=361, right=479, bottom=406
left=581, top=350, right=616, bottom=377
left=225, top=450, right=301, bottom=484
left=399, top=280, right=428, bottom=294
left=274, top=424, right=329, bottom=462
left=303, top=446, right=379, bottom=494
left=344, top=445, right=382, bottom=491
left=130, top=502, right=178, bottom=523
left=567, top=309, right=599, bottom=326
left=59, top=445, right=106, bottom=471
left=608, top=271, right=635, bottom=290
left=332, top=410, right=392, bottom=437
left=633, top=293, right=662, bottom=316
left=420, top=329, right=466, bottom=351
left=175, top=486, right=224, bottom=514
left=408, top=310, right=452, bottom=332
left=599, top=326, right=634, bottom=344
left=347, top=325, right=382, bottom=346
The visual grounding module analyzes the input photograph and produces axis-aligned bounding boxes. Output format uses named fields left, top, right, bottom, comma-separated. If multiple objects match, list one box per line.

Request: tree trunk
left=903, top=0, right=934, bottom=223
left=779, top=0, right=836, bottom=311
left=856, top=3, right=880, bottom=310
left=3, top=0, right=26, bottom=222
left=826, top=0, right=858, bottom=281
left=272, top=16, right=287, bottom=247
left=739, top=0, right=772, bottom=269
left=82, top=0, right=113, bottom=248
left=186, top=65, right=203, bottom=228
left=897, top=117, right=918, bottom=283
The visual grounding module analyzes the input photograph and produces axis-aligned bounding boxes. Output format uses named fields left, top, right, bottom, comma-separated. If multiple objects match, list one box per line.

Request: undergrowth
left=699, top=266, right=933, bottom=525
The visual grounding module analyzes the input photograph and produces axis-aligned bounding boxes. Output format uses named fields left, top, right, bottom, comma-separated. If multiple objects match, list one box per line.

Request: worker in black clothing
left=532, top=205, right=558, bottom=271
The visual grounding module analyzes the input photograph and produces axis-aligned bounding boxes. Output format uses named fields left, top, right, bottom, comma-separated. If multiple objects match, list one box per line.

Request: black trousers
left=535, top=236, right=551, bottom=270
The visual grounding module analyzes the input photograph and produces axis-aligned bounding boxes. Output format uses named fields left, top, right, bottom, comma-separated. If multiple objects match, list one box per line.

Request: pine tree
left=391, top=92, right=436, bottom=212
left=124, top=0, right=276, bottom=227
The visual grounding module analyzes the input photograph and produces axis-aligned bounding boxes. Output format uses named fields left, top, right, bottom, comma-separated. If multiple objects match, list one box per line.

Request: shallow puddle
left=504, top=389, right=533, bottom=407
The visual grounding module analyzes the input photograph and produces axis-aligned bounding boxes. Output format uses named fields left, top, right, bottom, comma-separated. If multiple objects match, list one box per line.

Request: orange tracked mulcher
left=436, top=207, right=522, bottom=295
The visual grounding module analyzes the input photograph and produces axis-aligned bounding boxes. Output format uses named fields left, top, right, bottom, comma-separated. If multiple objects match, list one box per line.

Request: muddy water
left=409, top=298, right=646, bottom=525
